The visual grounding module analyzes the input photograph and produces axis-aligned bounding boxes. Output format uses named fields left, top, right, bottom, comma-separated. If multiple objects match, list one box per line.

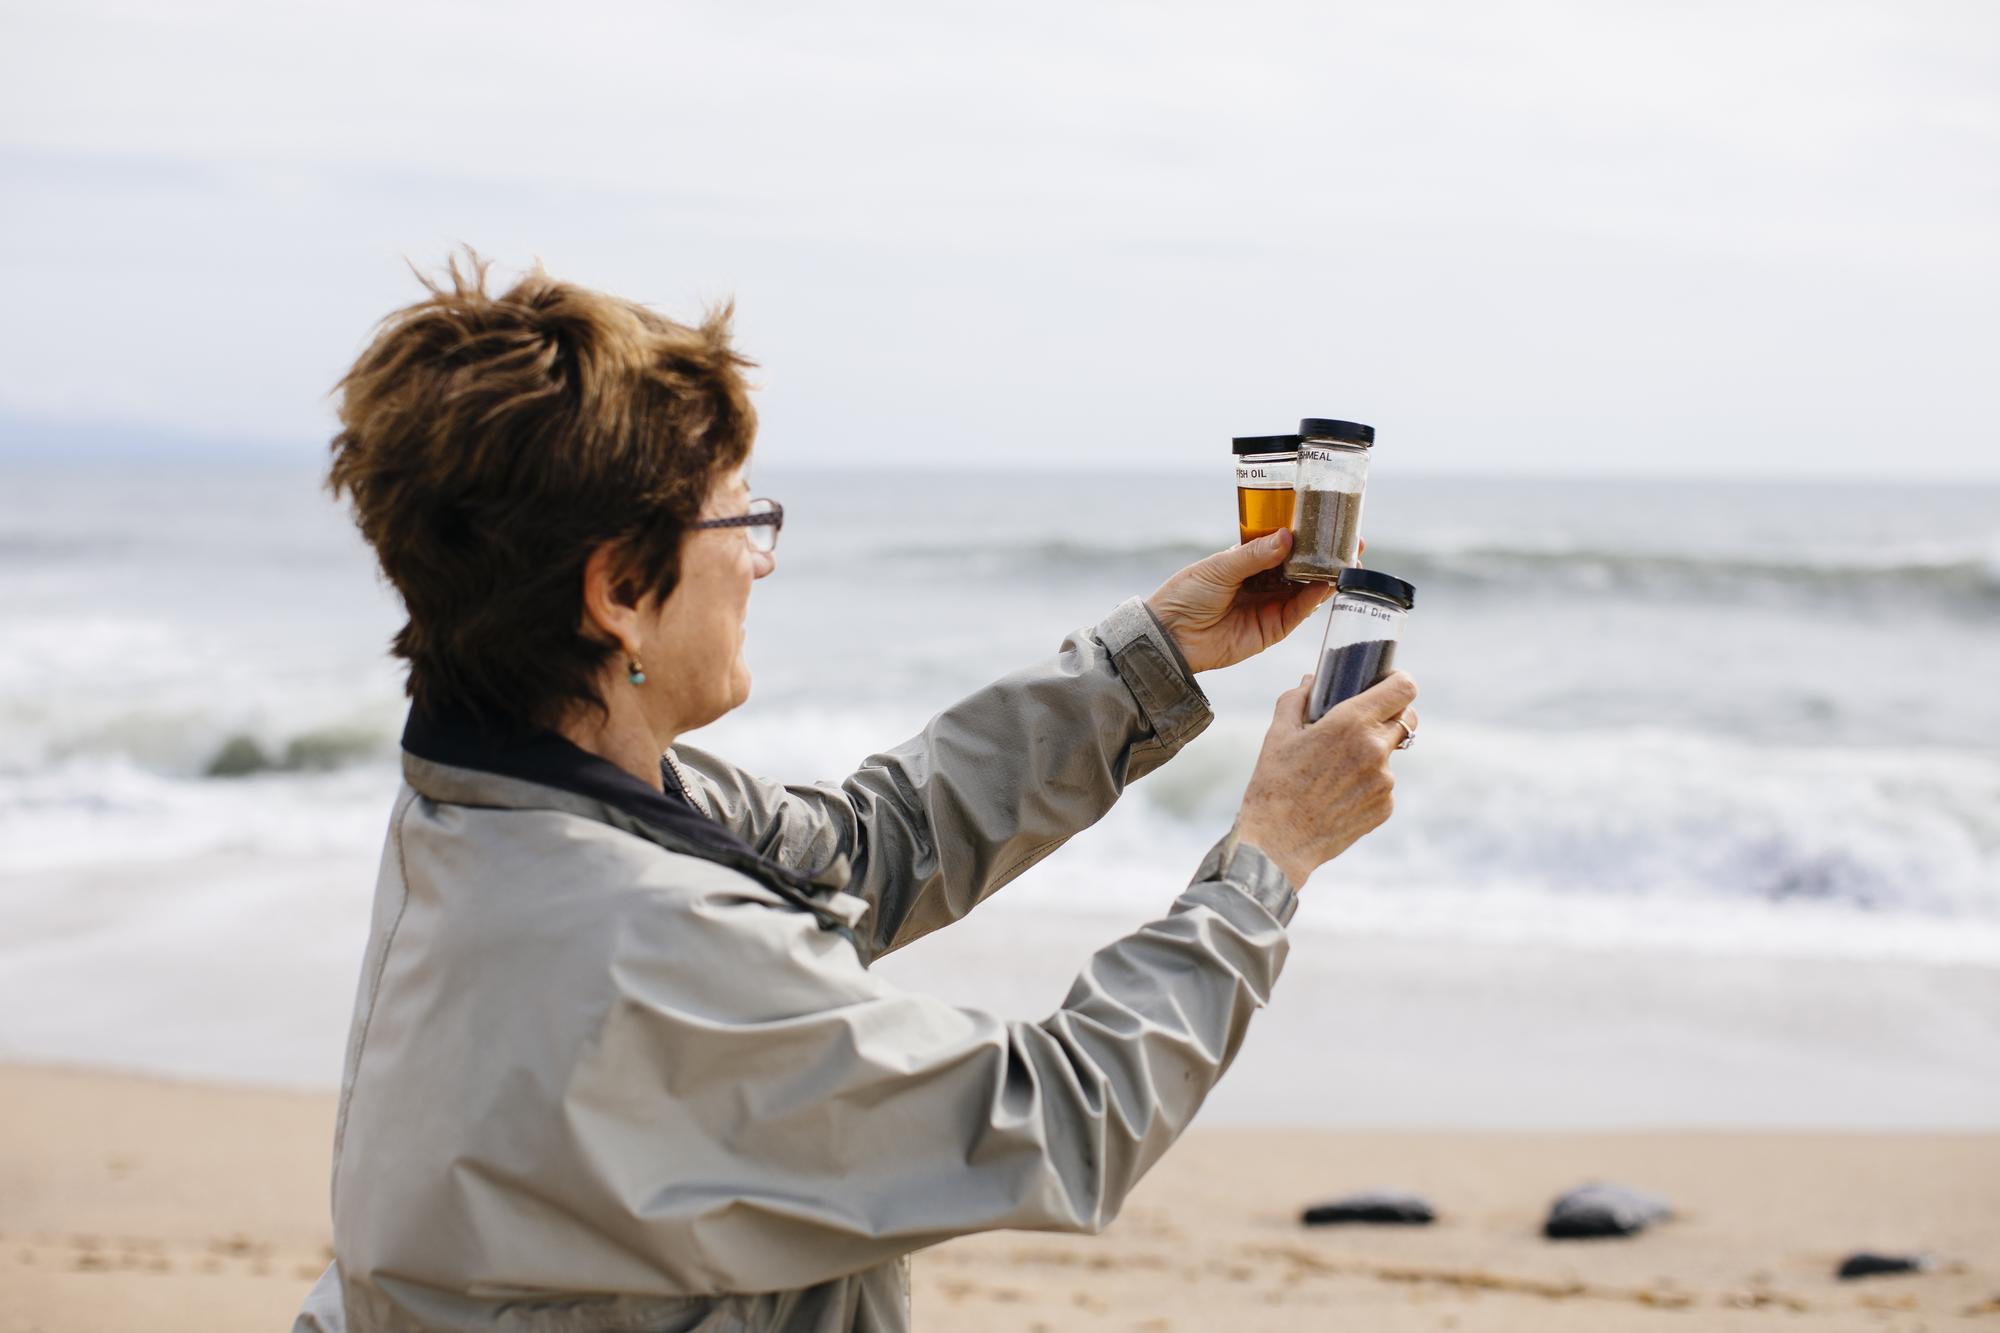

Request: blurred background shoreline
left=3, top=455, right=1995, bottom=1131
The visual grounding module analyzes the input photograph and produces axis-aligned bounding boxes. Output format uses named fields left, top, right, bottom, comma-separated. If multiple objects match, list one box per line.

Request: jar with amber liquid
left=1233, top=434, right=1300, bottom=545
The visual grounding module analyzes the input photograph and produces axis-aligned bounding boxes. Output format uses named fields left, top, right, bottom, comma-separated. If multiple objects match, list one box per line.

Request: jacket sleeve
left=669, top=598, right=1211, bottom=960
left=568, top=831, right=1297, bottom=1295
left=291, top=1263, right=344, bottom=1332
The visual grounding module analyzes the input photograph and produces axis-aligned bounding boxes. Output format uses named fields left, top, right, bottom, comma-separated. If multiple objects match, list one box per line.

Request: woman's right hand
left=1234, top=671, right=1418, bottom=890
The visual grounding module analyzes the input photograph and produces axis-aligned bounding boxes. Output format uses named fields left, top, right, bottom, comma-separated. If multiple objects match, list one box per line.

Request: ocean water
left=2, top=458, right=1998, bottom=1096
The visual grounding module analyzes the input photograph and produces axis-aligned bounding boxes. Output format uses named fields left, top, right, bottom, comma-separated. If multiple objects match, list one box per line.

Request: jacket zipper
left=662, top=751, right=703, bottom=814
left=661, top=750, right=855, bottom=944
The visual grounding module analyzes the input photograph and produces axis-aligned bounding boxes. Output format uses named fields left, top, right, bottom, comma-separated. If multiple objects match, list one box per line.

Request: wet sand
left=3, top=1063, right=1996, bottom=1332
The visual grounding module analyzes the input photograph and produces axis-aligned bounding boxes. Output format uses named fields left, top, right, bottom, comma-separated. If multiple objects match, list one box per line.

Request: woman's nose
left=753, top=548, right=777, bottom=579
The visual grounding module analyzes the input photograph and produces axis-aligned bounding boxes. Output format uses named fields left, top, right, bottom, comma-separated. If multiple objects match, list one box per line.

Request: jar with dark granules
left=1307, top=566, right=1415, bottom=722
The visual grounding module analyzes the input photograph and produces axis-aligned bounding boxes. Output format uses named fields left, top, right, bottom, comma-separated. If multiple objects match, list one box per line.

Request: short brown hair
left=328, top=251, right=756, bottom=730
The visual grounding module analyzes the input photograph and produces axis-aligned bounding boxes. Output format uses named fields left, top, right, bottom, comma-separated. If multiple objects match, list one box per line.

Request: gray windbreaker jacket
left=294, top=598, right=1297, bottom=1332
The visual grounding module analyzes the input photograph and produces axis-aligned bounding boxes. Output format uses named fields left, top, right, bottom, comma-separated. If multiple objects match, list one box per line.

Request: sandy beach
left=4, top=1063, right=1995, bottom=1332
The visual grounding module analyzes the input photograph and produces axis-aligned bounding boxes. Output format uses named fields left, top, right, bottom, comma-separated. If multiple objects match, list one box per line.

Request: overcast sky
left=2, top=0, right=1996, bottom=476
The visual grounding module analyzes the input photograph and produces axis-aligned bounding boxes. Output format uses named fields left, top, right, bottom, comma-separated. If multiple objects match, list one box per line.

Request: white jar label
left=1299, top=442, right=1365, bottom=465
left=1333, top=598, right=1401, bottom=626
left=1234, top=460, right=1297, bottom=488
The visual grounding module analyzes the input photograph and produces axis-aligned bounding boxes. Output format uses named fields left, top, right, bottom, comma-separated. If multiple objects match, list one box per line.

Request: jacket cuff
left=1190, top=826, right=1298, bottom=927
left=1094, top=597, right=1212, bottom=752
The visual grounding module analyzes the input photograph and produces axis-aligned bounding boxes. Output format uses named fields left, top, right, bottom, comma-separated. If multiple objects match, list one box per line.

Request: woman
left=295, top=256, right=1416, bottom=1332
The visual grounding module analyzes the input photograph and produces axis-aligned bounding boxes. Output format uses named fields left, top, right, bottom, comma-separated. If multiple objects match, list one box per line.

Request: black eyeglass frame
left=689, top=498, right=783, bottom=552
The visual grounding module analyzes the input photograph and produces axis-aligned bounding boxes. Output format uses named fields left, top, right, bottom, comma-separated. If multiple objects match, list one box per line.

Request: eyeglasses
left=689, top=497, right=783, bottom=553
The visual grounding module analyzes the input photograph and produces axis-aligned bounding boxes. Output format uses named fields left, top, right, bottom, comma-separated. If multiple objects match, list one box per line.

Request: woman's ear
left=579, top=542, right=645, bottom=659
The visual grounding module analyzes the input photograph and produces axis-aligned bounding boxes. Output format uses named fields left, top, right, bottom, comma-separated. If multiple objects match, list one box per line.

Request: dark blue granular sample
left=1309, top=639, right=1398, bottom=722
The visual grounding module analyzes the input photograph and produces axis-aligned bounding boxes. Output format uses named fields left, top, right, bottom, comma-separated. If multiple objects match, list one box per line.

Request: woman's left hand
left=1144, top=529, right=1339, bottom=674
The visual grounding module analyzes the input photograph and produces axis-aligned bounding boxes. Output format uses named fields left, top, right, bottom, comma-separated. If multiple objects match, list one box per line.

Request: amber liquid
left=1236, top=486, right=1296, bottom=546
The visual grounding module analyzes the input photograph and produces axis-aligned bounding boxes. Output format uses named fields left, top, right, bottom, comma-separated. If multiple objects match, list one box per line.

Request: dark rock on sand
left=1837, top=1252, right=1931, bottom=1280
left=1542, top=1183, right=1672, bottom=1239
left=1301, top=1190, right=1436, bottom=1226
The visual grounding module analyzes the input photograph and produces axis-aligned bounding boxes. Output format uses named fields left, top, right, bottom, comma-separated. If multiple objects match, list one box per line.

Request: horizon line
left=4, top=415, right=1998, bottom=487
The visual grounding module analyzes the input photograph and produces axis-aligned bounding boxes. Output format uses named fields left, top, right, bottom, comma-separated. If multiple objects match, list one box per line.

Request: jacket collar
left=402, top=700, right=699, bottom=830
left=399, top=702, right=858, bottom=938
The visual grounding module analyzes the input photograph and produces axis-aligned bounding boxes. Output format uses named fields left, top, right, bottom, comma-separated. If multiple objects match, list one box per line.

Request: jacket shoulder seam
left=354, top=790, right=418, bottom=1063
left=330, top=787, right=419, bottom=1194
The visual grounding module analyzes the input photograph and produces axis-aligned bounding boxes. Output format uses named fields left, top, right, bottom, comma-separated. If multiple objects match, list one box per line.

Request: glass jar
left=1282, top=418, right=1375, bottom=582
left=1233, top=434, right=1300, bottom=546
left=1307, top=567, right=1415, bottom=722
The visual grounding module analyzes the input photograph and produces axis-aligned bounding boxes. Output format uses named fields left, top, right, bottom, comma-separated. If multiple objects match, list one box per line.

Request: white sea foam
left=2, top=463, right=1997, bottom=1108
left=2, top=465, right=1996, bottom=969
left=0, top=756, right=398, bottom=871
left=671, top=704, right=2000, bottom=961
left=9, top=696, right=1992, bottom=954
left=0, top=610, right=405, bottom=777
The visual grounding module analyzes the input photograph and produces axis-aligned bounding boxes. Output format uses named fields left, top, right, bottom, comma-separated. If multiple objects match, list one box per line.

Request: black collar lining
left=400, top=704, right=852, bottom=938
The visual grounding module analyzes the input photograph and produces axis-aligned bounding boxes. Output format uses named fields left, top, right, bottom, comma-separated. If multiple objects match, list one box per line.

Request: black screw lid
left=1299, top=418, right=1375, bottom=446
left=1232, top=433, right=1302, bottom=455
left=1336, top=566, right=1415, bottom=609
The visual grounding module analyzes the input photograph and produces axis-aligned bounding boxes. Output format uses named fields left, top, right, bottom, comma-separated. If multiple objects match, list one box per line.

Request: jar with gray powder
left=1281, top=418, right=1374, bottom=582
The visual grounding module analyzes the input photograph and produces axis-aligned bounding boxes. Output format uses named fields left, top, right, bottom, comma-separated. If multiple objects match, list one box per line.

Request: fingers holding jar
left=1388, top=706, right=1419, bottom=751
left=1233, top=670, right=1417, bottom=891
left=1331, top=671, right=1417, bottom=754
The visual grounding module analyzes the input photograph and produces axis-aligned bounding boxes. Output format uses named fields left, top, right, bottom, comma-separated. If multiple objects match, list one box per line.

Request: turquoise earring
left=627, top=657, right=647, bottom=686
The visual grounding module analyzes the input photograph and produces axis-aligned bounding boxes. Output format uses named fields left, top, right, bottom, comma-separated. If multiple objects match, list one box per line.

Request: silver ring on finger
left=1391, top=714, right=1416, bottom=750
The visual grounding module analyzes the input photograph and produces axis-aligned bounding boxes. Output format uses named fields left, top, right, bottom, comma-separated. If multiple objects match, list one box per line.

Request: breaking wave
left=881, top=533, right=2000, bottom=611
